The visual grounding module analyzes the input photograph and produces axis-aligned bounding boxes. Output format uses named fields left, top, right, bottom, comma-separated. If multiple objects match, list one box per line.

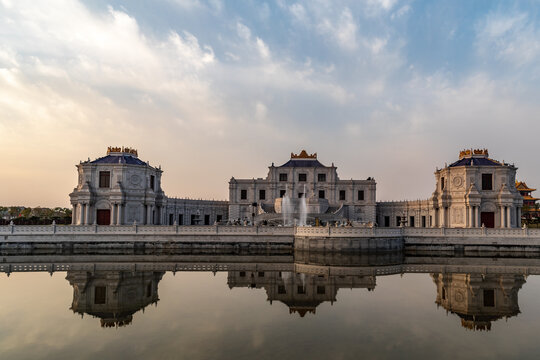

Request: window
left=169, top=214, right=174, bottom=225
left=279, top=173, right=288, bottom=182
left=204, top=215, right=210, bottom=225
left=482, top=173, right=493, bottom=190
left=318, top=173, right=326, bottom=182
left=150, top=175, right=155, bottom=190
left=298, top=192, right=304, bottom=198
left=384, top=216, right=390, bottom=227
left=318, top=190, right=325, bottom=199
left=259, top=189, right=266, bottom=200
left=297, top=286, right=306, bottom=294
left=339, top=190, right=346, bottom=201
left=358, top=190, right=364, bottom=201
left=441, top=177, right=445, bottom=190
left=258, top=272, right=264, bottom=277
left=99, top=171, right=110, bottom=188
left=422, top=216, right=426, bottom=228
left=396, top=216, right=401, bottom=226
left=191, top=214, right=197, bottom=225
left=146, top=283, right=152, bottom=298
left=410, top=216, right=415, bottom=227
left=483, top=289, right=495, bottom=307
left=94, top=286, right=106, bottom=304
left=278, top=285, right=286, bottom=294
left=239, top=271, right=246, bottom=277
left=280, top=190, right=286, bottom=197
left=298, top=173, right=307, bottom=182
left=216, top=214, right=222, bottom=223
left=178, top=214, right=183, bottom=225
left=317, top=286, right=326, bottom=294
left=240, top=189, right=247, bottom=200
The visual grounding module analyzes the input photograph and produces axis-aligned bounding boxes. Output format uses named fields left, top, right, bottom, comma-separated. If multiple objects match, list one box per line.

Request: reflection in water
left=228, top=270, right=375, bottom=317
left=432, top=273, right=525, bottom=331
left=66, top=271, right=164, bottom=328
left=2, top=250, right=537, bottom=331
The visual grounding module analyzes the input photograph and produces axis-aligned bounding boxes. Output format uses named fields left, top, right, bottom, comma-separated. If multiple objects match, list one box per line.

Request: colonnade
left=72, top=203, right=164, bottom=225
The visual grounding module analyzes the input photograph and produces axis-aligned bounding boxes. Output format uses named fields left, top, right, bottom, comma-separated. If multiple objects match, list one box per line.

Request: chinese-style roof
left=91, top=154, right=147, bottom=166
left=448, top=157, right=502, bottom=167
left=279, top=150, right=326, bottom=167
left=516, top=181, right=536, bottom=192
left=279, top=159, right=326, bottom=168
left=522, top=195, right=539, bottom=201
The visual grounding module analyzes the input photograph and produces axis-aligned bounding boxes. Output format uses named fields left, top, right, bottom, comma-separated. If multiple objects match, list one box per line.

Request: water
left=2, top=253, right=540, bottom=359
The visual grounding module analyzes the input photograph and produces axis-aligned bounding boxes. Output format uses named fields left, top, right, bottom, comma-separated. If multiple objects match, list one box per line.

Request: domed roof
left=91, top=154, right=147, bottom=166
left=89, top=146, right=148, bottom=166
left=448, top=148, right=503, bottom=168
left=278, top=150, right=326, bottom=168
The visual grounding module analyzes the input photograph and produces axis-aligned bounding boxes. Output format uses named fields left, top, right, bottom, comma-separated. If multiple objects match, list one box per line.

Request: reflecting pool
left=2, top=251, right=540, bottom=359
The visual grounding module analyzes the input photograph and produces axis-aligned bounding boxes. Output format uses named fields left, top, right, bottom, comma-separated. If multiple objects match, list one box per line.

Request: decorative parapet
left=291, top=150, right=317, bottom=159
left=107, top=146, right=138, bottom=157
left=459, top=148, right=489, bottom=159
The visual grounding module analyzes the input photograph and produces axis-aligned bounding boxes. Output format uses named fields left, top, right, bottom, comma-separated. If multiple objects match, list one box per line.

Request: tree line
left=0, top=206, right=72, bottom=225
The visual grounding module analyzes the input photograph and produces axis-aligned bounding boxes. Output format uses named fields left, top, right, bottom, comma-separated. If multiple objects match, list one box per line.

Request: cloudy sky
left=1, top=0, right=539, bottom=207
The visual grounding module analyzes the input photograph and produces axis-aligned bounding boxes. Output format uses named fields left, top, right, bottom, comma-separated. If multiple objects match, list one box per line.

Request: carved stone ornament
left=130, top=174, right=141, bottom=185
left=452, top=176, right=463, bottom=188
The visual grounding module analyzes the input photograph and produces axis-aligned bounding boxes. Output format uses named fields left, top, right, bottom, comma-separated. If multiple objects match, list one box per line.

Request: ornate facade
left=70, top=147, right=523, bottom=228
left=228, top=150, right=377, bottom=224
left=377, top=149, right=523, bottom=228
left=69, top=147, right=228, bottom=225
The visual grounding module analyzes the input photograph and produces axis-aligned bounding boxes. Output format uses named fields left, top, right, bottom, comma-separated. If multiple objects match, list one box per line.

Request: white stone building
left=377, top=149, right=523, bottom=228
left=228, top=150, right=377, bottom=225
left=70, top=147, right=523, bottom=228
left=69, top=147, right=227, bottom=225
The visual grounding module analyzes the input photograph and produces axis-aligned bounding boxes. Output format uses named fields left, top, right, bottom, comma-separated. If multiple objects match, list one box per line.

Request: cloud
left=289, top=3, right=308, bottom=24
left=236, top=22, right=251, bottom=40
left=476, top=11, right=540, bottom=68
left=317, top=8, right=358, bottom=50
left=255, top=37, right=270, bottom=59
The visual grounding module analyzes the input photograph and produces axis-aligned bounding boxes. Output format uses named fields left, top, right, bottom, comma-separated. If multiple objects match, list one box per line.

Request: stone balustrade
left=0, top=224, right=295, bottom=236
left=2, top=224, right=540, bottom=238
left=294, top=226, right=540, bottom=238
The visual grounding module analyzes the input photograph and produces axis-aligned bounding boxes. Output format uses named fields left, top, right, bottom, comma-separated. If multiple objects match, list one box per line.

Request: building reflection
left=66, top=270, right=164, bottom=328
left=37, top=252, right=531, bottom=329
left=431, top=273, right=525, bottom=331
left=228, top=270, right=376, bottom=317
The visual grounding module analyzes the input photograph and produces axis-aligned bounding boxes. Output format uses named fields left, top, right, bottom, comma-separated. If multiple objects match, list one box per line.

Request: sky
left=1, top=0, right=540, bottom=207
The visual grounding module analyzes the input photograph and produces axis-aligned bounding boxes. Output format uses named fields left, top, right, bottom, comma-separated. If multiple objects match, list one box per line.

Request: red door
left=481, top=212, right=495, bottom=228
left=96, top=209, right=111, bottom=225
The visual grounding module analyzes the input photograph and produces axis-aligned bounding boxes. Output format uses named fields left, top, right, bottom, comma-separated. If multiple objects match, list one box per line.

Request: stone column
left=117, top=204, right=123, bottom=225
left=476, top=206, right=481, bottom=227
left=78, top=204, right=84, bottom=225
left=72, top=205, right=76, bottom=225
left=146, top=205, right=152, bottom=225
left=442, top=207, right=447, bottom=227
left=84, top=204, right=90, bottom=225
left=75, top=203, right=80, bottom=225
left=517, top=207, right=522, bottom=226
left=507, top=206, right=511, bottom=228
left=110, top=204, right=116, bottom=225
left=500, top=206, right=505, bottom=228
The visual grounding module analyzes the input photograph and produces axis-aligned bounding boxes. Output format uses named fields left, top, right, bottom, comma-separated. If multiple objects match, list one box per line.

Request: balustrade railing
left=1, top=223, right=540, bottom=239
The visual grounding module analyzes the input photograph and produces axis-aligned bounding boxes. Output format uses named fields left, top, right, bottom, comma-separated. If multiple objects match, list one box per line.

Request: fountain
left=298, top=184, right=307, bottom=226
left=279, top=185, right=308, bottom=226
left=282, top=186, right=294, bottom=226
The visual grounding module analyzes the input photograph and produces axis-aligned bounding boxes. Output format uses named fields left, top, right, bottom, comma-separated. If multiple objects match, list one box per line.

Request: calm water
left=2, top=253, right=540, bottom=359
